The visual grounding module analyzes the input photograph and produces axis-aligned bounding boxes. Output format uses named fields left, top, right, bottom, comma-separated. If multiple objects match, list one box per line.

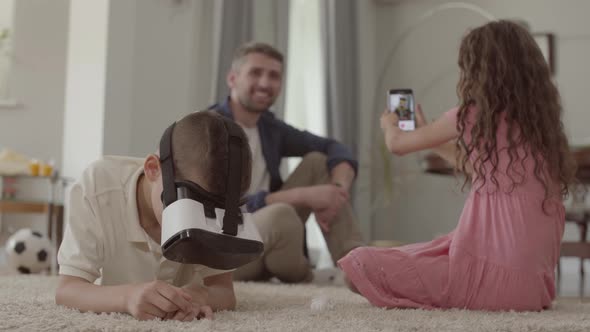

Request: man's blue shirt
left=211, top=98, right=358, bottom=212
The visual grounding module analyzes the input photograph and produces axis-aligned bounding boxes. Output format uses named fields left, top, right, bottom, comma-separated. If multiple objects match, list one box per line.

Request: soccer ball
left=5, top=228, right=52, bottom=274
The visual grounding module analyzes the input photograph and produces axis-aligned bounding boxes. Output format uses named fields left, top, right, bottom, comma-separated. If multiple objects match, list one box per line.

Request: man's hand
left=303, top=184, right=349, bottom=232
left=125, top=280, right=194, bottom=321
left=330, top=162, right=356, bottom=193
left=304, top=184, right=349, bottom=211
left=315, top=208, right=339, bottom=232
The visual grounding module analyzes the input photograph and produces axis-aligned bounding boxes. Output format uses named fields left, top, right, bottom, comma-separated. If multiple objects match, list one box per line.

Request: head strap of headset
left=159, top=117, right=244, bottom=236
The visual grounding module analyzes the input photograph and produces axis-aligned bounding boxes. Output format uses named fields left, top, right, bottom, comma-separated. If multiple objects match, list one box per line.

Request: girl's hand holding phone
left=380, top=109, right=400, bottom=132
left=381, top=104, right=425, bottom=132
left=414, top=104, right=427, bottom=127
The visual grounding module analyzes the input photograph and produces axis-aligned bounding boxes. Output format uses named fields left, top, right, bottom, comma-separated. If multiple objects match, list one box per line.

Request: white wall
left=358, top=0, right=590, bottom=243
left=73, top=0, right=287, bottom=171
left=101, top=0, right=136, bottom=158
left=0, top=0, right=69, bottom=238
left=126, top=0, right=203, bottom=157
left=0, top=0, right=68, bottom=167
left=61, top=0, right=108, bottom=178
left=0, top=0, right=14, bottom=101
left=62, top=0, right=221, bottom=179
left=3, top=0, right=282, bottom=182
left=0, top=0, right=13, bottom=29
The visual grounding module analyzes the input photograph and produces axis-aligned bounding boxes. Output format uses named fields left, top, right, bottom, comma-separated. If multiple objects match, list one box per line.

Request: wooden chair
left=558, top=147, right=590, bottom=298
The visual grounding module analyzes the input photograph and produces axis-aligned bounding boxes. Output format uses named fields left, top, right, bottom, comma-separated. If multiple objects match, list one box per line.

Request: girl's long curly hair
left=455, top=20, right=576, bottom=206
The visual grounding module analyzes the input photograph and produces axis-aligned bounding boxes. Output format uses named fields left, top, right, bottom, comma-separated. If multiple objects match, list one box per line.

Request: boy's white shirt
left=58, top=156, right=228, bottom=286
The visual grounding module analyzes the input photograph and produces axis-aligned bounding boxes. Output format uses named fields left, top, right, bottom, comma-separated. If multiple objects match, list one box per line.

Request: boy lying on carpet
left=339, top=20, right=574, bottom=311
left=55, top=111, right=252, bottom=321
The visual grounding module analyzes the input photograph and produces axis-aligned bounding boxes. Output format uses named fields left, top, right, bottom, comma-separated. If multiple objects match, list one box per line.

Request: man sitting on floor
left=210, top=41, right=365, bottom=283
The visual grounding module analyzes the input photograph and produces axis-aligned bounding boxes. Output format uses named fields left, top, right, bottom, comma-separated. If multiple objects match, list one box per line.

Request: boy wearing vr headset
left=56, top=111, right=252, bottom=321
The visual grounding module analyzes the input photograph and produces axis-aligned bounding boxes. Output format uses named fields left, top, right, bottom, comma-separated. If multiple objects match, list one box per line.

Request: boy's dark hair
left=231, top=41, right=284, bottom=70
left=171, top=111, right=252, bottom=196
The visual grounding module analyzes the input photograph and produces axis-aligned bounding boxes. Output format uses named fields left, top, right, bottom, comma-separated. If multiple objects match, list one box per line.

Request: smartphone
left=387, top=89, right=415, bottom=131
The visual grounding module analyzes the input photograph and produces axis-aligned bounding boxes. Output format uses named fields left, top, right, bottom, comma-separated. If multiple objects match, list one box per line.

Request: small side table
left=558, top=147, right=590, bottom=298
left=0, top=200, right=64, bottom=252
left=0, top=174, right=68, bottom=274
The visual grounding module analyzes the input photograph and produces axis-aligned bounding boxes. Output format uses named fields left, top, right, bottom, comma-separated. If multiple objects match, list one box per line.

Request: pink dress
left=339, top=107, right=565, bottom=311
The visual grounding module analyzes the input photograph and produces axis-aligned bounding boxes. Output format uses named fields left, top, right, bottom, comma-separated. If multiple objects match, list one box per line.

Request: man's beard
left=239, top=96, right=273, bottom=114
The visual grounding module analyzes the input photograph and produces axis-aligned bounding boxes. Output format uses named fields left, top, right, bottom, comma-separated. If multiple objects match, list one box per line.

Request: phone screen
left=388, top=89, right=415, bottom=131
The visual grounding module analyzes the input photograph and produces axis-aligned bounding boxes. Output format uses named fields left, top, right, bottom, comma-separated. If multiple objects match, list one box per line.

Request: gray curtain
left=321, top=0, right=359, bottom=156
left=213, top=0, right=254, bottom=103
left=268, top=0, right=290, bottom=120
left=213, top=0, right=290, bottom=119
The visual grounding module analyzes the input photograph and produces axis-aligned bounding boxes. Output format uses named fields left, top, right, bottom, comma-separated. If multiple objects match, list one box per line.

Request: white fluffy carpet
left=1, top=276, right=590, bottom=332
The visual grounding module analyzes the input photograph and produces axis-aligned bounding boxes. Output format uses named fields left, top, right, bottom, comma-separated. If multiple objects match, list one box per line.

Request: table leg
left=579, top=221, right=588, bottom=298
left=47, top=204, right=53, bottom=240
left=557, top=259, right=561, bottom=294
left=55, top=206, right=64, bottom=252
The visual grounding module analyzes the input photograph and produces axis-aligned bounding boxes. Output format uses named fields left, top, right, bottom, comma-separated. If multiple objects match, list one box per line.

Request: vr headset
left=159, top=116, right=263, bottom=270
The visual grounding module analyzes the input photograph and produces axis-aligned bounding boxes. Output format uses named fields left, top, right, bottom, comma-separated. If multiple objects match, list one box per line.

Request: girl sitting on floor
left=339, top=20, right=576, bottom=311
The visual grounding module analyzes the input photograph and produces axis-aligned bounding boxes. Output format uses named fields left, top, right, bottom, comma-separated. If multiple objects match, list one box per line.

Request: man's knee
left=301, top=152, right=327, bottom=166
left=299, top=152, right=329, bottom=179
left=264, top=203, right=303, bottom=235
left=265, top=203, right=298, bottom=220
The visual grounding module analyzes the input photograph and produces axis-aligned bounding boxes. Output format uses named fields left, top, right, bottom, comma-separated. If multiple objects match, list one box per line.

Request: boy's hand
left=164, top=283, right=215, bottom=320
left=164, top=304, right=213, bottom=321
left=125, top=280, right=194, bottom=321
left=166, top=308, right=197, bottom=322
left=194, top=305, right=214, bottom=320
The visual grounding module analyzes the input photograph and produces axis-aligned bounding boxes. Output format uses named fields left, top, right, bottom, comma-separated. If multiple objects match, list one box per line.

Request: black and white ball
left=5, top=228, right=52, bottom=274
